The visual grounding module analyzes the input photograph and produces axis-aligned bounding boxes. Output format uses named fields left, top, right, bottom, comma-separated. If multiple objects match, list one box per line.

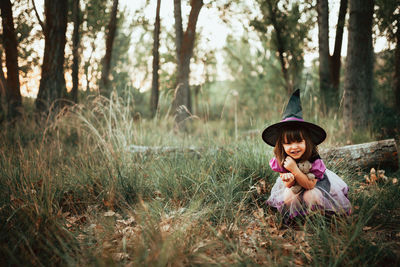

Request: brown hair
left=273, top=125, right=318, bottom=166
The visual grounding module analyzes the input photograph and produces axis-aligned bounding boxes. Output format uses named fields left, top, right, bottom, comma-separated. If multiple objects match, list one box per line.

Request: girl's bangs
left=282, top=128, right=304, bottom=143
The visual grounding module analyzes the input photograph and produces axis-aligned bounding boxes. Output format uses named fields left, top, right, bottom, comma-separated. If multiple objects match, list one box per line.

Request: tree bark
left=266, top=0, right=291, bottom=94
left=128, top=139, right=399, bottom=172
left=318, top=0, right=347, bottom=113
left=100, top=0, right=118, bottom=96
left=317, top=0, right=330, bottom=113
left=343, top=0, right=374, bottom=135
left=36, top=0, right=68, bottom=113
left=71, top=0, right=81, bottom=103
left=394, top=19, right=400, bottom=113
left=172, top=0, right=203, bottom=126
left=150, top=0, right=161, bottom=118
left=319, top=139, right=398, bottom=171
left=0, top=0, right=22, bottom=118
left=0, top=52, right=6, bottom=122
left=329, top=0, right=347, bottom=101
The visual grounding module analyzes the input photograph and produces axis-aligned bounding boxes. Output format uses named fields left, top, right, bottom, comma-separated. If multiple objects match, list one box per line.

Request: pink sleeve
left=269, top=157, right=288, bottom=173
left=310, top=159, right=326, bottom=180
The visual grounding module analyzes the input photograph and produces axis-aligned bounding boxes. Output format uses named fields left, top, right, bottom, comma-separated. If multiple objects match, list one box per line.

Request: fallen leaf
left=256, top=185, right=262, bottom=195
left=116, top=216, right=135, bottom=225
left=294, top=258, right=304, bottom=265
left=104, top=210, right=116, bottom=217
left=253, top=208, right=264, bottom=219
left=259, top=180, right=266, bottom=193
left=112, top=253, right=129, bottom=261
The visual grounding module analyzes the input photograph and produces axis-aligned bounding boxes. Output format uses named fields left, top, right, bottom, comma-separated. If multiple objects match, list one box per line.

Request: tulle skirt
left=266, top=169, right=352, bottom=219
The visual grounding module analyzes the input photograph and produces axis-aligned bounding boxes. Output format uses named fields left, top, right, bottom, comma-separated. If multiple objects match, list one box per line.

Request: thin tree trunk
left=329, top=0, right=347, bottom=99
left=0, top=0, right=22, bottom=118
left=318, top=0, right=347, bottom=113
left=71, top=0, right=81, bottom=103
left=266, top=0, right=291, bottom=94
left=172, top=0, right=203, bottom=125
left=394, top=19, right=400, bottom=113
left=100, top=0, right=118, bottom=96
left=150, top=0, right=161, bottom=118
left=0, top=52, right=6, bottom=122
left=84, top=42, right=95, bottom=94
left=343, top=0, right=374, bottom=135
left=317, top=0, right=330, bottom=113
left=173, top=0, right=183, bottom=70
left=172, top=0, right=185, bottom=122
left=36, top=0, right=68, bottom=113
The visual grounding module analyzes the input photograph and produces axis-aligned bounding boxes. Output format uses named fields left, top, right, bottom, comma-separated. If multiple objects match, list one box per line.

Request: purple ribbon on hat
left=281, top=117, right=305, bottom=122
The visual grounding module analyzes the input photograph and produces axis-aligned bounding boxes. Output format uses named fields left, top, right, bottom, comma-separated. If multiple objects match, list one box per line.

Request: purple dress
left=266, top=157, right=352, bottom=219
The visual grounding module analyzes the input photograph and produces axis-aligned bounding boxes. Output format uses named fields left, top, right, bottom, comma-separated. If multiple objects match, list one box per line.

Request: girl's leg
left=303, top=189, right=323, bottom=209
left=284, top=189, right=300, bottom=206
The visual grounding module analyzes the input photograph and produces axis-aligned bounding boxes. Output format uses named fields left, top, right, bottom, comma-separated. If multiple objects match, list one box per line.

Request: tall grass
left=0, top=91, right=399, bottom=265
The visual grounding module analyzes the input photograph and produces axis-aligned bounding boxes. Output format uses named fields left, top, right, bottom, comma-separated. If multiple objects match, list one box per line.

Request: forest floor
left=1, top=96, right=400, bottom=266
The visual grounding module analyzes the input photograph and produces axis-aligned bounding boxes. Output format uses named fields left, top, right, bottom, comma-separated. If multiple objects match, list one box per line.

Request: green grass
left=0, top=92, right=399, bottom=266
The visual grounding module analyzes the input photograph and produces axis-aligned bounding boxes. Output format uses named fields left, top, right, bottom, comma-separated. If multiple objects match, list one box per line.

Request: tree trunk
left=266, top=0, right=291, bottom=94
left=127, top=139, right=399, bottom=172
left=100, top=0, right=118, bottom=96
left=172, top=0, right=203, bottom=126
left=319, top=138, right=398, bottom=171
left=0, top=0, right=22, bottom=118
left=150, top=0, right=161, bottom=118
left=343, top=0, right=374, bottom=135
left=394, top=19, right=400, bottom=113
left=173, top=0, right=183, bottom=71
left=318, top=0, right=347, bottom=113
left=0, top=52, right=6, bottom=122
left=317, top=0, right=330, bottom=114
left=329, top=0, right=347, bottom=103
left=71, top=0, right=81, bottom=103
left=36, top=0, right=68, bottom=113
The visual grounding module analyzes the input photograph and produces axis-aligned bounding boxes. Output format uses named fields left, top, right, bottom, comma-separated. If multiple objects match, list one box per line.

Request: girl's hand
left=283, top=156, right=298, bottom=173
left=280, top=172, right=294, bottom=182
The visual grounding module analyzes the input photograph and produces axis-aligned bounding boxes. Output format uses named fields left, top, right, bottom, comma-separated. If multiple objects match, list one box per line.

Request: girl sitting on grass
left=262, top=89, right=351, bottom=222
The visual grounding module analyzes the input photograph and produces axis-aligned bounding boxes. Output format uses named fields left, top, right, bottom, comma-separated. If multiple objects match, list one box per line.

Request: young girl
left=262, top=89, right=351, bottom=220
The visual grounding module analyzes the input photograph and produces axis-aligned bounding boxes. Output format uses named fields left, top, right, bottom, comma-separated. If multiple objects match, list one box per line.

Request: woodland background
left=0, top=0, right=400, bottom=266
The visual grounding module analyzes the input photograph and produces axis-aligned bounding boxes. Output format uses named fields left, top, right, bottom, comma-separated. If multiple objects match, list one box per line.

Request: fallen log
left=128, top=145, right=199, bottom=153
left=128, top=139, right=399, bottom=171
left=319, top=139, right=398, bottom=171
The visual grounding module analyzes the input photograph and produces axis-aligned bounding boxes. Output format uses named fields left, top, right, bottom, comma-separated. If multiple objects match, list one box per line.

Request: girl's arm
left=283, top=157, right=317, bottom=190
left=292, top=169, right=317, bottom=189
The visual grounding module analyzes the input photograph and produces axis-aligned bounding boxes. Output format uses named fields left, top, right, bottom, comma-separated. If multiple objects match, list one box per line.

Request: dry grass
left=0, top=92, right=399, bottom=266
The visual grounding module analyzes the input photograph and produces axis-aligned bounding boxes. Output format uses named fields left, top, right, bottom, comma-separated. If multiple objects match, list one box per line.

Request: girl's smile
left=282, top=139, right=306, bottom=160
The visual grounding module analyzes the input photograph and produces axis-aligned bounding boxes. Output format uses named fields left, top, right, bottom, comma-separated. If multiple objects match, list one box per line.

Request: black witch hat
left=261, top=89, right=326, bottom=146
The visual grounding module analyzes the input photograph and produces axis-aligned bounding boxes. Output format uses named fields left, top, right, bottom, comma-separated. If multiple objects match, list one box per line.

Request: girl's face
left=282, top=137, right=306, bottom=160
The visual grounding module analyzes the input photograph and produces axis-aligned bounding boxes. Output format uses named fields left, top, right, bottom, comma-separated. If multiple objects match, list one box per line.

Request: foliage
left=375, top=0, right=399, bottom=43
left=12, top=1, right=38, bottom=75
left=251, top=0, right=315, bottom=91
left=79, top=0, right=113, bottom=94
left=223, top=33, right=282, bottom=105
left=110, top=7, right=135, bottom=94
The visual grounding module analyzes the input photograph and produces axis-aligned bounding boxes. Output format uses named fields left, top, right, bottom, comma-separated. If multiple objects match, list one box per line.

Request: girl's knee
left=303, top=189, right=322, bottom=207
left=284, top=189, right=298, bottom=205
